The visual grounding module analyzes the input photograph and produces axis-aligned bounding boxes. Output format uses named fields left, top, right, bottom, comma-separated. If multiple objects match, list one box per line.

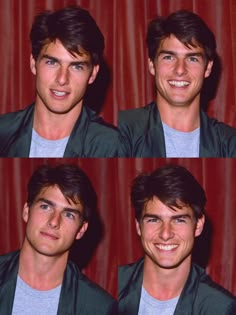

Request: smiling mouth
left=168, top=80, right=190, bottom=87
left=51, top=89, right=69, bottom=97
left=155, top=244, right=178, bottom=251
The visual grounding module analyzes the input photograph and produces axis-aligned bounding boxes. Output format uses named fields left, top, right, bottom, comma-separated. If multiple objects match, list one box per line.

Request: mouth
left=51, top=89, right=69, bottom=97
left=40, top=231, right=59, bottom=240
left=168, top=80, right=190, bottom=87
left=155, top=244, right=178, bottom=251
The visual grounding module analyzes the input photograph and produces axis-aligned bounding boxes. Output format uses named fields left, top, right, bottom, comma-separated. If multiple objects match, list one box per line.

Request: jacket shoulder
left=0, top=105, right=34, bottom=139
left=66, top=261, right=117, bottom=313
left=201, top=111, right=236, bottom=136
left=0, top=251, right=19, bottom=265
left=119, top=103, right=155, bottom=126
left=119, top=259, right=144, bottom=294
left=192, top=264, right=236, bottom=313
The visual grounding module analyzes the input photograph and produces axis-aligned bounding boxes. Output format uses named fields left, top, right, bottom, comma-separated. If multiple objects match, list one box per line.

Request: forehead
left=143, top=196, right=194, bottom=217
left=38, top=39, right=92, bottom=63
left=34, top=185, right=83, bottom=210
left=158, top=34, right=205, bottom=55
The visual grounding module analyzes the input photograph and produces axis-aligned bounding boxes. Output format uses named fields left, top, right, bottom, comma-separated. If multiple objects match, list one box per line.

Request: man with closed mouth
left=0, top=164, right=117, bottom=314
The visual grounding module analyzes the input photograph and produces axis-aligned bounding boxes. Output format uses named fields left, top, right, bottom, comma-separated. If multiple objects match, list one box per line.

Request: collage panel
left=0, top=158, right=118, bottom=313
left=117, top=158, right=236, bottom=313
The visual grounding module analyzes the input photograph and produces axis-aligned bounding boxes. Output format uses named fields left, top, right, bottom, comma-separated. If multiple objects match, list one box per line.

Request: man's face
left=30, top=39, right=99, bottom=115
left=148, top=35, right=213, bottom=108
left=22, top=185, right=88, bottom=258
left=136, top=196, right=204, bottom=271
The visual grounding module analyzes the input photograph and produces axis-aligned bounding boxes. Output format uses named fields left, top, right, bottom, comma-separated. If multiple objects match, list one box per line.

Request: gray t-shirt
left=162, top=122, right=200, bottom=157
left=138, top=286, right=179, bottom=315
left=29, top=129, right=69, bottom=157
left=12, top=275, right=62, bottom=315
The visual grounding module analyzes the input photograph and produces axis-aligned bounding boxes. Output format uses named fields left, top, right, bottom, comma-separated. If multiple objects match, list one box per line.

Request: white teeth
left=156, top=244, right=178, bottom=251
left=52, top=90, right=67, bottom=96
left=169, top=80, right=189, bottom=87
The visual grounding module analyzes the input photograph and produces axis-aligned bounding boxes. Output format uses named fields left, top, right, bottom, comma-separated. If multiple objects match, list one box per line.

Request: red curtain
left=0, top=0, right=236, bottom=299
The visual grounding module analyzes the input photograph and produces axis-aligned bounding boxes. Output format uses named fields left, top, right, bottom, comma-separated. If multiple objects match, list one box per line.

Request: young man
left=0, top=6, right=118, bottom=157
left=0, top=164, right=117, bottom=314
left=119, top=164, right=236, bottom=314
left=118, top=10, right=236, bottom=157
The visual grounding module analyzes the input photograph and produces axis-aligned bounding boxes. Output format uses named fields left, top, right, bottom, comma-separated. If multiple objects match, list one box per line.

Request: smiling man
left=118, top=164, right=236, bottom=314
left=0, top=164, right=117, bottom=314
left=118, top=10, right=236, bottom=157
left=0, top=6, right=118, bottom=157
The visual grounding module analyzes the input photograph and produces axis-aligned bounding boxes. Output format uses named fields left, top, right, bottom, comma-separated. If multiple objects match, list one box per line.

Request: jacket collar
left=119, top=257, right=207, bottom=315
left=143, top=102, right=166, bottom=157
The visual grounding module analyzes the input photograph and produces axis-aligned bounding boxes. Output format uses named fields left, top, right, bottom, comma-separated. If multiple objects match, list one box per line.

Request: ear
left=135, top=219, right=141, bottom=236
left=75, top=221, right=88, bottom=240
left=22, top=203, right=30, bottom=223
left=204, top=60, right=213, bottom=78
left=194, top=215, right=205, bottom=237
left=148, top=58, right=155, bottom=76
left=30, top=54, right=37, bottom=75
left=88, top=64, right=99, bottom=84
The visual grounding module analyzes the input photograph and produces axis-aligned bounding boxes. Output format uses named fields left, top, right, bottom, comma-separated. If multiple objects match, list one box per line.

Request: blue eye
left=189, top=56, right=199, bottom=62
left=73, top=64, right=84, bottom=71
left=64, top=211, right=76, bottom=220
left=46, top=59, right=57, bottom=65
left=163, top=55, right=174, bottom=60
left=175, top=217, right=186, bottom=223
left=40, top=204, right=50, bottom=210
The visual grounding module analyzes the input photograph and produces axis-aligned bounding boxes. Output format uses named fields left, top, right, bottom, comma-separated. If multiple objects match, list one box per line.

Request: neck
left=19, top=239, right=68, bottom=290
left=33, top=98, right=82, bottom=140
left=156, top=96, right=200, bottom=132
left=142, top=255, right=191, bottom=300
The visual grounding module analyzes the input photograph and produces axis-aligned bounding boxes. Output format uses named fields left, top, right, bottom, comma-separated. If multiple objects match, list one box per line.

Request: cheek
left=141, top=228, right=157, bottom=242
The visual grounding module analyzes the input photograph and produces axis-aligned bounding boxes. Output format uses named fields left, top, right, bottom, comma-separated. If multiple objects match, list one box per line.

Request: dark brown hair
left=27, top=164, right=97, bottom=222
left=131, top=164, right=206, bottom=222
left=30, top=6, right=104, bottom=65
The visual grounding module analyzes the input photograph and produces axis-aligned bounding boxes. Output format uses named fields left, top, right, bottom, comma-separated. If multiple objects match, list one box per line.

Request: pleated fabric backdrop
left=0, top=0, right=236, bottom=299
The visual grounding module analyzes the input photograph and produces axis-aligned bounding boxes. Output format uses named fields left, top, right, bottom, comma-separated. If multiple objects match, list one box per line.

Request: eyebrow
left=41, top=54, right=91, bottom=67
left=158, top=50, right=205, bottom=58
left=37, top=198, right=82, bottom=216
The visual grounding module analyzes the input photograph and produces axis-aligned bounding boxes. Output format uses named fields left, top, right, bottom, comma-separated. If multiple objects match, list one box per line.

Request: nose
left=174, top=58, right=187, bottom=76
left=159, top=222, right=174, bottom=241
left=48, top=212, right=61, bottom=229
left=55, top=66, right=69, bottom=86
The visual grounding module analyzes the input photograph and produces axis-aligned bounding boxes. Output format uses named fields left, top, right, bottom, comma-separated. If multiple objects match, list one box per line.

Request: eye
left=174, top=217, right=186, bottom=224
left=162, top=55, right=174, bottom=61
left=145, top=217, right=160, bottom=224
left=63, top=211, right=76, bottom=220
left=73, top=64, right=84, bottom=71
left=188, top=56, right=199, bottom=62
left=45, top=59, right=57, bottom=66
left=40, top=204, right=50, bottom=210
